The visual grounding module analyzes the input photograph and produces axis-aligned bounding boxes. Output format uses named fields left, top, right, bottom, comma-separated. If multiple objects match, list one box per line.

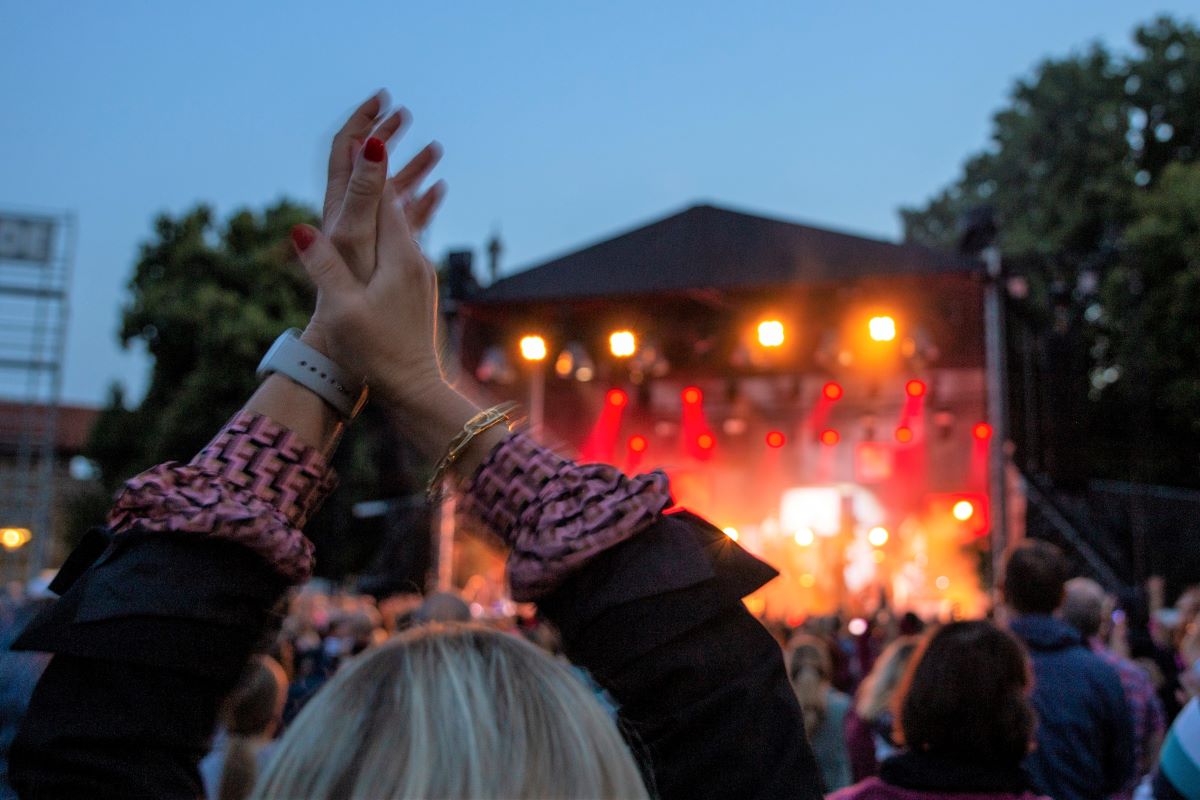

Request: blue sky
left=1, top=1, right=1195, bottom=406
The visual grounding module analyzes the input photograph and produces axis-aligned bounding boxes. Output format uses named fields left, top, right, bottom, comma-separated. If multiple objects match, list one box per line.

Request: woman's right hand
left=292, top=169, right=446, bottom=410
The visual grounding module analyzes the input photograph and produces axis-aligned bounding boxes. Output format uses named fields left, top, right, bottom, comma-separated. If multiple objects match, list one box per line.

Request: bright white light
left=867, top=526, right=890, bottom=547
left=936, top=576, right=951, bottom=591
left=757, top=320, right=785, bottom=348
left=794, top=528, right=815, bottom=547
left=519, top=335, right=547, bottom=362
left=609, top=330, right=637, bottom=358
left=722, top=527, right=739, bottom=542
left=780, top=487, right=842, bottom=537
left=952, top=500, right=975, bottom=521
left=868, top=316, right=897, bottom=342
left=848, top=618, right=868, bottom=636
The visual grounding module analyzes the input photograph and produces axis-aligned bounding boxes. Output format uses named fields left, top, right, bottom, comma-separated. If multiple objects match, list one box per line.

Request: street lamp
left=519, top=335, right=547, bottom=439
left=609, top=330, right=637, bottom=358
left=868, top=315, right=897, bottom=342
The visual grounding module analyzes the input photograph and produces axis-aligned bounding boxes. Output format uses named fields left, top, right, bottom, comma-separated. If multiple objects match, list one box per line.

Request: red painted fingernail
left=363, top=137, right=386, bottom=163
left=291, top=224, right=316, bottom=251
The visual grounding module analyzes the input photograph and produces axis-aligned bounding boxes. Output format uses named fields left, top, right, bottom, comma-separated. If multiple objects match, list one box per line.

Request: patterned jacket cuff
left=105, top=410, right=336, bottom=583
left=463, top=433, right=673, bottom=601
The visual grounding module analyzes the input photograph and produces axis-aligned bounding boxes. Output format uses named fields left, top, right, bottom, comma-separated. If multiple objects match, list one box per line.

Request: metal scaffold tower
left=0, top=209, right=74, bottom=585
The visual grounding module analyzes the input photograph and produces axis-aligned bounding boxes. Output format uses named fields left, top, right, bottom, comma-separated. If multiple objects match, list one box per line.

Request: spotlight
left=757, top=319, right=785, bottom=348
left=822, top=382, right=843, bottom=401
left=868, top=316, right=896, bottom=342
left=519, top=335, right=547, bottom=362
left=973, top=422, right=993, bottom=440
left=628, top=435, right=648, bottom=453
left=766, top=430, right=786, bottom=448
left=697, top=432, right=715, bottom=451
left=819, top=429, right=840, bottom=446
left=905, top=379, right=926, bottom=398
left=606, top=388, right=628, bottom=407
left=952, top=500, right=975, bottom=521
left=609, top=330, right=637, bottom=358
left=895, top=426, right=913, bottom=444
left=867, top=526, right=890, bottom=547
left=682, top=386, right=703, bottom=405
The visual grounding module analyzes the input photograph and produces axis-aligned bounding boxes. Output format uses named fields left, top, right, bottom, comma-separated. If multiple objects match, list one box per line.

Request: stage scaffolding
left=0, top=209, right=74, bottom=586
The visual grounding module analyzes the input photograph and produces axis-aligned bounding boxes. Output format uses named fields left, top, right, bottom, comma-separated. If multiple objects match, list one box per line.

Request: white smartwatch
left=256, top=328, right=368, bottom=419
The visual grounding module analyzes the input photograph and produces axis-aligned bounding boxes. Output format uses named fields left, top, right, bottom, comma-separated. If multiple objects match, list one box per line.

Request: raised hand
left=322, top=92, right=446, bottom=281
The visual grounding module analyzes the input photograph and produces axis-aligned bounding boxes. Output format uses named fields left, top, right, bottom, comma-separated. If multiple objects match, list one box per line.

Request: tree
left=72, top=201, right=427, bottom=577
left=901, top=16, right=1200, bottom=486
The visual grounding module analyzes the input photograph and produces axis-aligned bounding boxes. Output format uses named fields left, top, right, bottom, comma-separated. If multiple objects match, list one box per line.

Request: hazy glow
left=952, top=500, right=975, bottom=521
left=1, top=527, right=30, bottom=550
left=722, top=526, right=739, bottom=541
left=794, top=527, right=815, bottom=546
left=867, top=526, right=890, bottom=547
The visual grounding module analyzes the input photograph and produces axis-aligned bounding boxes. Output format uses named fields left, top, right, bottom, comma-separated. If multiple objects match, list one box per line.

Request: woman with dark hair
left=831, top=621, right=1049, bottom=800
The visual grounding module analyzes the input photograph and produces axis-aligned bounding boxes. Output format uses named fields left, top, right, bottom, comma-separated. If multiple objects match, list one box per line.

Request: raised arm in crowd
left=7, top=93, right=823, bottom=800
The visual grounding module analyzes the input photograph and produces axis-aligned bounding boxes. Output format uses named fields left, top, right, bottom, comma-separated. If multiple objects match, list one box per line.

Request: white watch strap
left=256, top=328, right=367, bottom=418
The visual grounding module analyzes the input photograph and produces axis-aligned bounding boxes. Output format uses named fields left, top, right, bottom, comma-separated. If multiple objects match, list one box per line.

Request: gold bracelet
left=426, top=402, right=519, bottom=504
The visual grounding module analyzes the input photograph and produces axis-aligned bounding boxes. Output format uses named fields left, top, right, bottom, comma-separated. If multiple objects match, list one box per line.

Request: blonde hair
left=855, top=636, right=918, bottom=722
left=252, top=623, right=649, bottom=799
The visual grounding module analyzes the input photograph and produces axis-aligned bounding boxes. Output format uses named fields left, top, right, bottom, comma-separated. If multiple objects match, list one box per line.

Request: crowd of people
left=1, top=91, right=1199, bottom=799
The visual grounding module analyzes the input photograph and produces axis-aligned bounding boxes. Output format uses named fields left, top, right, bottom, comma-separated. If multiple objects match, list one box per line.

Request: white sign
left=0, top=215, right=56, bottom=263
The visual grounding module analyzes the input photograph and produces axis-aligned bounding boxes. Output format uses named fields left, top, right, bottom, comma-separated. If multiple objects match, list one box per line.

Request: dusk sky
left=2, top=1, right=1195, bottom=406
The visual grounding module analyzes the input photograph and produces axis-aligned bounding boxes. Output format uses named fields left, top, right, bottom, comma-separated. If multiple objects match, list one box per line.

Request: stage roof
left=472, top=203, right=974, bottom=304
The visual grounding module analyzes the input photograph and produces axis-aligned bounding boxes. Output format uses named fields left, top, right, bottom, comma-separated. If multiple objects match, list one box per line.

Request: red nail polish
left=363, top=137, right=386, bottom=163
left=291, top=224, right=316, bottom=251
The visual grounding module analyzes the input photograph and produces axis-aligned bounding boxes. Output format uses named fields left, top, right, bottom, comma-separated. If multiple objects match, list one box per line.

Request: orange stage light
left=894, top=426, right=913, bottom=444
left=905, top=379, right=926, bottom=398
left=628, top=434, right=648, bottom=453
left=819, top=429, right=840, bottom=446
left=696, top=432, right=715, bottom=451
left=973, top=422, right=993, bottom=440
left=606, top=388, right=628, bottom=407
left=766, top=430, right=786, bottom=448
left=682, top=386, right=703, bottom=405
left=822, top=382, right=843, bottom=401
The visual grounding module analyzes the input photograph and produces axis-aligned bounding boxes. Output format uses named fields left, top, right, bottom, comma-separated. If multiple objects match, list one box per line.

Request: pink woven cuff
left=463, top=433, right=673, bottom=601
left=106, top=411, right=336, bottom=583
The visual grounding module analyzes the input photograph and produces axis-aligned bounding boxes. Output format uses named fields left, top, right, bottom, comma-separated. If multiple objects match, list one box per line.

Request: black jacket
left=10, top=513, right=822, bottom=799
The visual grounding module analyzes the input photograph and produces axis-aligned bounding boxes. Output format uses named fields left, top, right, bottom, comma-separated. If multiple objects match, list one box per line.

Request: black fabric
left=880, top=751, right=1032, bottom=795
left=10, top=510, right=823, bottom=800
left=9, top=530, right=289, bottom=799
left=540, top=510, right=824, bottom=800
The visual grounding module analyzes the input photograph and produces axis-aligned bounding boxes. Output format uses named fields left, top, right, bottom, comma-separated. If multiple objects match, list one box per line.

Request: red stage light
left=973, top=422, right=993, bottom=440
left=823, top=382, right=843, bottom=401
left=606, top=388, right=628, bottom=407
left=895, top=426, right=913, bottom=444
left=819, top=429, right=840, bottom=446
left=766, top=430, right=786, bottom=448
left=628, top=434, right=648, bottom=453
left=905, top=379, right=926, bottom=398
left=682, top=386, right=703, bottom=405
left=696, top=432, right=715, bottom=451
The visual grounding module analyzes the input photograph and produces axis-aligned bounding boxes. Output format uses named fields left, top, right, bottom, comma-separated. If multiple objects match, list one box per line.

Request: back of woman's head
left=895, top=621, right=1034, bottom=765
left=785, top=634, right=834, bottom=737
left=855, top=636, right=918, bottom=722
left=252, top=623, right=649, bottom=799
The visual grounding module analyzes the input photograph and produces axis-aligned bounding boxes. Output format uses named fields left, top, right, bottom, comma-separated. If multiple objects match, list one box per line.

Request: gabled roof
left=473, top=203, right=973, bottom=303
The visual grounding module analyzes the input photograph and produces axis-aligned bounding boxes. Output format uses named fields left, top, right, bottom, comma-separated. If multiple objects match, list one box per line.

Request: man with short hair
left=1004, top=541, right=1135, bottom=800
left=1061, top=577, right=1166, bottom=800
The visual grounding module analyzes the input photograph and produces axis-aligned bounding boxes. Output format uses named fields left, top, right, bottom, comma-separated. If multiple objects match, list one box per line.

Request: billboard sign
left=0, top=215, right=56, bottom=264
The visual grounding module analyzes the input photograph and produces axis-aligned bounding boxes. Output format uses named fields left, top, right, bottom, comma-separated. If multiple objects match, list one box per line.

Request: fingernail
left=291, top=224, right=316, bottom=251
left=363, top=137, right=386, bottom=163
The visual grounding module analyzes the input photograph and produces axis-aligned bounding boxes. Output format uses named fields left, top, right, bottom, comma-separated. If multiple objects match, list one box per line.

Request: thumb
left=291, top=224, right=355, bottom=294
